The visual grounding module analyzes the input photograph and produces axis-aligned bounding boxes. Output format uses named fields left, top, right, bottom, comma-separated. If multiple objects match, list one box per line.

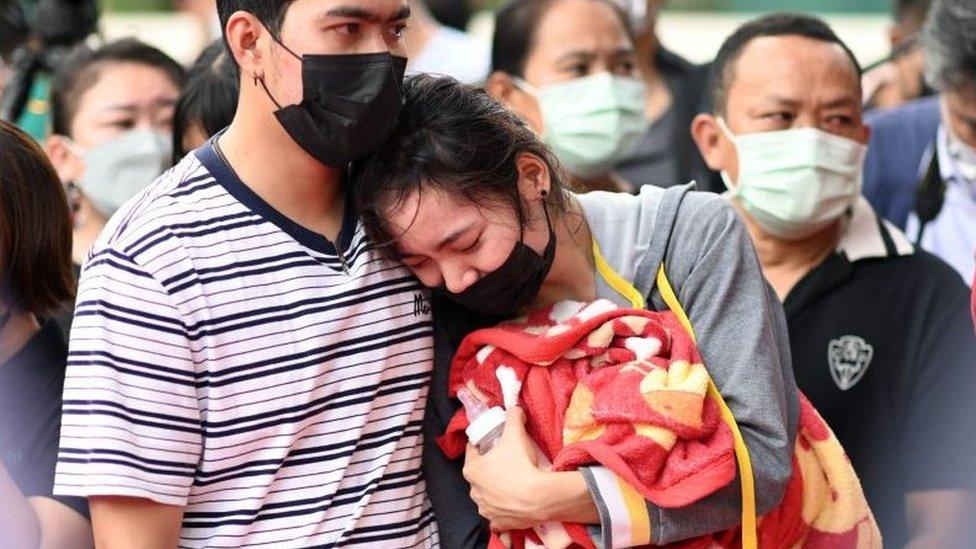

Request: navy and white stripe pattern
left=54, top=144, right=438, bottom=548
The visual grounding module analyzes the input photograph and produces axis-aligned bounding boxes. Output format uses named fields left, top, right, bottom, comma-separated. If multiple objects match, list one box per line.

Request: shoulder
left=672, top=190, right=743, bottom=241
left=578, top=188, right=655, bottom=223
left=866, top=96, right=941, bottom=139
left=676, top=188, right=735, bottom=217
left=86, top=153, right=221, bottom=274
left=866, top=95, right=940, bottom=125
left=863, top=249, right=969, bottom=296
left=1, top=321, right=68, bottom=391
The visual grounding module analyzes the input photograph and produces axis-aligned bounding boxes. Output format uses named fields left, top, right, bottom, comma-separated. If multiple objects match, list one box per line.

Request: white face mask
left=72, top=130, right=172, bottom=218
left=515, top=73, right=647, bottom=179
left=718, top=119, right=867, bottom=240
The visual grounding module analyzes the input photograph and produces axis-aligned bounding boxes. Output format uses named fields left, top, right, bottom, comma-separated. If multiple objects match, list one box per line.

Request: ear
left=225, top=11, right=265, bottom=84
left=691, top=113, right=732, bottom=173
left=44, top=135, right=85, bottom=184
left=486, top=71, right=519, bottom=104
left=888, top=24, right=905, bottom=50
left=857, top=122, right=872, bottom=146
left=486, top=71, right=544, bottom=133
left=514, top=152, right=551, bottom=201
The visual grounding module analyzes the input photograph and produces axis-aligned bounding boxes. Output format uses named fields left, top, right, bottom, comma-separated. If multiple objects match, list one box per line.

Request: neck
left=404, top=1, right=439, bottom=62
left=532, top=197, right=597, bottom=308
left=738, top=203, right=841, bottom=300
left=219, top=99, right=346, bottom=240
left=72, top=196, right=106, bottom=265
left=0, top=309, right=40, bottom=365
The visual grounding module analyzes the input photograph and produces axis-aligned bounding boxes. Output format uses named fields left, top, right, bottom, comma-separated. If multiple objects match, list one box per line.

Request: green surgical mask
left=718, top=119, right=866, bottom=240
left=515, top=73, right=647, bottom=179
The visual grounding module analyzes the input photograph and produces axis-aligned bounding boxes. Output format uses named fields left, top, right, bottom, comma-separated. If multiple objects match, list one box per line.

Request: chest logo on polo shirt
left=828, top=335, right=874, bottom=391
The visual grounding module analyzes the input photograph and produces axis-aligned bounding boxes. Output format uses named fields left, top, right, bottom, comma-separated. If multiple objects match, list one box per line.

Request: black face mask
left=437, top=205, right=557, bottom=317
left=259, top=37, right=407, bottom=168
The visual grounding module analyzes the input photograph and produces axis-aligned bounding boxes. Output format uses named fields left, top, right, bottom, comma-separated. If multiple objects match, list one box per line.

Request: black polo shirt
left=784, top=199, right=976, bottom=547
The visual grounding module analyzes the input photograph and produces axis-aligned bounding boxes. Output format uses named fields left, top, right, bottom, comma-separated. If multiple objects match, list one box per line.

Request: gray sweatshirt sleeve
left=644, top=192, right=799, bottom=545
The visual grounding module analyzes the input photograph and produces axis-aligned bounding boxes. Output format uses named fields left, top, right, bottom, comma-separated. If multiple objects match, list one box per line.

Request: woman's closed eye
left=402, top=255, right=429, bottom=268
left=458, top=234, right=482, bottom=253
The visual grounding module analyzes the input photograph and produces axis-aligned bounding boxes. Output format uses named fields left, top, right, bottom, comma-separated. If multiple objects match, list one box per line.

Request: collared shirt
left=906, top=125, right=976, bottom=285
left=787, top=197, right=976, bottom=547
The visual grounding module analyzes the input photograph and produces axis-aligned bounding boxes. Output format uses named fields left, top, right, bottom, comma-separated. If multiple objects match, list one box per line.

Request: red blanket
left=439, top=300, right=880, bottom=548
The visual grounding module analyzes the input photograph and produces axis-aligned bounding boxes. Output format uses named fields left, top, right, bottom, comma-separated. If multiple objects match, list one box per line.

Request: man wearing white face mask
left=863, top=0, right=976, bottom=286
left=692, top=13, right=976, bottom=547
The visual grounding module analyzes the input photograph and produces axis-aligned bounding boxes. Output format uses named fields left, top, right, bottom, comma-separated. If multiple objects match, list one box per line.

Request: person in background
left=44, top=39, right=183, bottom=267
left=0, top=119, right=93, bottom=549
left=691, top=13, right=976, bottom=547
left=404, top=0, right=489, bottom=84
left=863, top=0, right=976, bottom=286
left=862, top=0, right=933, bottom=111
left=0, top=0, right=29, bottom=92
left=611, top=0, right=720, bottom=192
left=486, top=0, right=647, bottom=193
left=172, top=39, right=239, bottom=162
left=424, top=0, right=473, bottom=31
left=173, top=0, right=223, bottom=42
left=0, top=0, right=99, bottom=142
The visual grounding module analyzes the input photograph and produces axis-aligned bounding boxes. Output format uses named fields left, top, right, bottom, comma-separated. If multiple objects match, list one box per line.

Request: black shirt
left=0, top=320, right=88, bottom=518
left=785, top=206, right=976, bottom=547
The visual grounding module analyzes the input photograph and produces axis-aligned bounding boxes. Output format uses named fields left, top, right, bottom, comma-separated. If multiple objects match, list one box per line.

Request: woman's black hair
left=172, top=40, right=240, bottom=162
left=492, top=0, right=632, bottom=77
left=351, top=74, right=570, bottom=257
left=50, top=38, right=184, bottom=137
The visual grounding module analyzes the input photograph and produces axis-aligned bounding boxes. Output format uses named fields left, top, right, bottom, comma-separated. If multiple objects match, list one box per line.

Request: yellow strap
left=593, top=239, right=758, bottom=549
left=592, top=240, right=645, bottom=310
left=655, top=265, right=757, bottom=549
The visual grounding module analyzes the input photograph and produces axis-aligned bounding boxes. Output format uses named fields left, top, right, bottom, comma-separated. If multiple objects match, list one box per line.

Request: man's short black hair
left=216, top=0, right=296, bottom=65
left=710, top=13, right=862, bottom=116
left=50, top=38, right=184, bottom=136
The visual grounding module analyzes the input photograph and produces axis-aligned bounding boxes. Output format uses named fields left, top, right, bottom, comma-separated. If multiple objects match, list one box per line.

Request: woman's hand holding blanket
left=462, top=407, right=599, bottom=531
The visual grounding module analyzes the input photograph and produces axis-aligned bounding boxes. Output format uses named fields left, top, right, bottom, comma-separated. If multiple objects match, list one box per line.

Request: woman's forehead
left=382, top=185, right=519, bottom=256
left=385, top=188, right=476, bottom=245
left=531, top=0, right=630, bottom=55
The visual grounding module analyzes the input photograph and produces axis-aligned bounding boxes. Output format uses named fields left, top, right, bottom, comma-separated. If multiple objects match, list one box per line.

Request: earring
left=540, top=189, right=548, bottom=199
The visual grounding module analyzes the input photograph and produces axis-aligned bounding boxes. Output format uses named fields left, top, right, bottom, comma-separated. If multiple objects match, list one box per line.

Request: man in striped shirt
left=53, top=1, right=438, bottom=547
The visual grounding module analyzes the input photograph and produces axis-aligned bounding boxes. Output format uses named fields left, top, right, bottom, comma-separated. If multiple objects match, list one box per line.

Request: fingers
left=504, top=406, right=526, bottom=429
left=462, top=443, right=481, bottom=484
left=465, top=380, right=491, bottom=403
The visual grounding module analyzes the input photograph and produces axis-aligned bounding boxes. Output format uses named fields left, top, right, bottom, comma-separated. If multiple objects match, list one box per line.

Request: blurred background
left=71, top=0, right=892, bottom=66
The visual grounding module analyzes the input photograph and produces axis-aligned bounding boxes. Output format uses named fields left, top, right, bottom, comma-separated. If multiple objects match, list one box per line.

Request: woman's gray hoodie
left=424, top=184, right=799, bottom=547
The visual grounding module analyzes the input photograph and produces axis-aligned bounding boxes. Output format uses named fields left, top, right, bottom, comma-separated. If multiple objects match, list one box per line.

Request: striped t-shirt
left=54, top=143, right=439, bottom=548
